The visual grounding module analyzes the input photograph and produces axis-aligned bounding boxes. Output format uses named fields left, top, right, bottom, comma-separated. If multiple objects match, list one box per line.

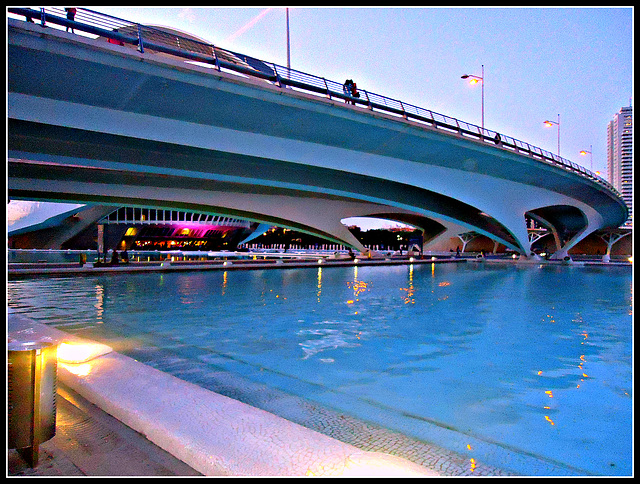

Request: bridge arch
left=526, top=204, right=603, bottom=259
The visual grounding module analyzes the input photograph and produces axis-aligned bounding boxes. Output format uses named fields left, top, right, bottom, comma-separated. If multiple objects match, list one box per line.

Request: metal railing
left=8, top=7, right=622, bottom=199
left=100, top=206, right=251, bottom=227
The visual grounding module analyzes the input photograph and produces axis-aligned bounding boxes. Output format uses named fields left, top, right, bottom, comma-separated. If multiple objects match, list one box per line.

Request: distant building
left=607, top=105, right=633, bottom=226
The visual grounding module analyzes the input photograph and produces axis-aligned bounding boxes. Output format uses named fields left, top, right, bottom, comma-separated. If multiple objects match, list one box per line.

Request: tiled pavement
left=8, top=383, right=203, bottom=477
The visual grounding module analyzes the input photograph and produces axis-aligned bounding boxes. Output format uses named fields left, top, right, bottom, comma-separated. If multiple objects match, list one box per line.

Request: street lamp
left=543, top=114, right=560, bottom=156
left=580, top=145, right=593, bottom=171
left=461, top=64, right=484, bottom=132
left=286, top=8, right=290, bottom=70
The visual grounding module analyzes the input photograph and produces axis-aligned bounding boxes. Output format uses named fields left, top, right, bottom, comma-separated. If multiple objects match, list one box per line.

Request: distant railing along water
left=8, top=7, right=622, bottom=199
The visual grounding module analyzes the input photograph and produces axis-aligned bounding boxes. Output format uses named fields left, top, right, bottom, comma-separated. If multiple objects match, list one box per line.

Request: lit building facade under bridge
left=7, top=204, right=258, bottom=251
left=100, top=207, right=257, bottom=252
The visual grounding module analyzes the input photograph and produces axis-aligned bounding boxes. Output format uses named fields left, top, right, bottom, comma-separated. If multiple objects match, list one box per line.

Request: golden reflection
left=576, top=353, right=587, bottom=388
left=344, top=272, right=368, bottom=314
left=59, top=362, right=92, bottom=377
left=400, top=288, right=415, bottom=304
left=317, top=267, right=322, bottom=301
left=579, top=352, right=589, bottom=381
left=94, top=284, right=104, bottom=322
left=400, top=265, right=416, bottom=304
left=222, top=271, right=228, bottom=296
left=346, top=280, right=368, bottom=298
left=58, top=341, right=112, bottom=363
left=469, top=458, right=476, bottom=473
left=544, top=415, right=555, bottom=426
left=581, top=331, right=588, bottom=345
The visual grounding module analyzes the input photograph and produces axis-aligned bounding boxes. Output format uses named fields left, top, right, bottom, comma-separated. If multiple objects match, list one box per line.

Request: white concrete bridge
left=7, top=9, right=628, bottom=258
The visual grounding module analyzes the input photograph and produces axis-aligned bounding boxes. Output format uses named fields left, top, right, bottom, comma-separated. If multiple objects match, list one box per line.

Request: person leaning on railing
left=343, top=79, right=360, bottom=105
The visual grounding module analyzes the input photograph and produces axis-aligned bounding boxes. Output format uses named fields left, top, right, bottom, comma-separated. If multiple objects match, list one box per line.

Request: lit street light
left=461, top=64, right=484, bottom=132
left=543, top=114, right=560, bottom=156
left=580, top=145, right=593, bottom=171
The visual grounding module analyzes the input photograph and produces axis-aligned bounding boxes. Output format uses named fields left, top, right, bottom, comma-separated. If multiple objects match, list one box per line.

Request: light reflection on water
left=7, top=263, right=632, bottom=475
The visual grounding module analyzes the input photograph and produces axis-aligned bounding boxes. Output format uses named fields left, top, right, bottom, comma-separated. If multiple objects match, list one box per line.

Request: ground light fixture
left=8, top=341, right=58, bottom=467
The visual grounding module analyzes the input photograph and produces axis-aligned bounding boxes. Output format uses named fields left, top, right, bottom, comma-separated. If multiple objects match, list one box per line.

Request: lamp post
left=580, top=145, right=593, bottom=171
left=461, top=64, right=484, bottom=132
left=286, top=8, right=290, bottom=70
left=543, top=114, right=560, bottom=157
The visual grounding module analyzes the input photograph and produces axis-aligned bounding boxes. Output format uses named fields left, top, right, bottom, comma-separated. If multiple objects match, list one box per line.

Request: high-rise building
left=607, top=105, right=633, bottom=226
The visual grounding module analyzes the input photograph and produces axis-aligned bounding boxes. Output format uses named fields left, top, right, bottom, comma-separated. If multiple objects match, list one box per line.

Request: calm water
left=8, top=262, right=632, bottom=475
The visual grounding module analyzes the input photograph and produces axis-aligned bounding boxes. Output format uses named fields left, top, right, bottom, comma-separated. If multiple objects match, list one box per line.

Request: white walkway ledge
left=8, top=313, right=438, bottom=476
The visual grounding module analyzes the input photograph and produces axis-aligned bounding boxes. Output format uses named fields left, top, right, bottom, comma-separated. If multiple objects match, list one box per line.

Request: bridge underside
left=4, top=113, right=611, bottom=259
left=8, top=120, right=528, bottom=254
left=8, top=19, right=628, bottom=258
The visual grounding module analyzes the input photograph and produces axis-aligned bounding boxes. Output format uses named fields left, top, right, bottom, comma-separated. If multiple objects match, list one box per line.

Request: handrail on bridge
left=8, top=7, right=622, bottom=199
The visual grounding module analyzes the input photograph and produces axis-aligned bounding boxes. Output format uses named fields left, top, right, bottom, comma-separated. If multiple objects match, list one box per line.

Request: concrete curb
left=9, top=314, right=438, bottom=476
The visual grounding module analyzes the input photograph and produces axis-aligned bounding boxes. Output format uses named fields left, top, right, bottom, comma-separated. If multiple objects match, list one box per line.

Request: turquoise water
left=7, top=262, right=632, bottom=475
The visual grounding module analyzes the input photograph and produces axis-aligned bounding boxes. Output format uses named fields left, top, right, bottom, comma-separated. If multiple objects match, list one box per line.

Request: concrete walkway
left=8, top=383, right=203, bottom=476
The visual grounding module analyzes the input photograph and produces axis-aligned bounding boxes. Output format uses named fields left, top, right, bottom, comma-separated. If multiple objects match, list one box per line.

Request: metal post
left=98, top=224, right=104, bottom=258
left=211, top=46, right=221, bottom=71
left=557, top=113, right=560, bottom=157
left=364, top=91, right=373, bottom=110
left=323, top=78, right=331, bottom=99
left=481, top=64, right=484, bottom=133
left=399, top=101, right=407, bottom=119
left=286, top=8, right=290, bottom=71
left=137, top=24, right=144, bottom=53
left=273, top=64, right=282, bottom=87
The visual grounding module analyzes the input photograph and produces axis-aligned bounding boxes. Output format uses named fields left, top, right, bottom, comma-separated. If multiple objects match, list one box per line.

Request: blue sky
left=8, top=7, right=633, bottom=231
